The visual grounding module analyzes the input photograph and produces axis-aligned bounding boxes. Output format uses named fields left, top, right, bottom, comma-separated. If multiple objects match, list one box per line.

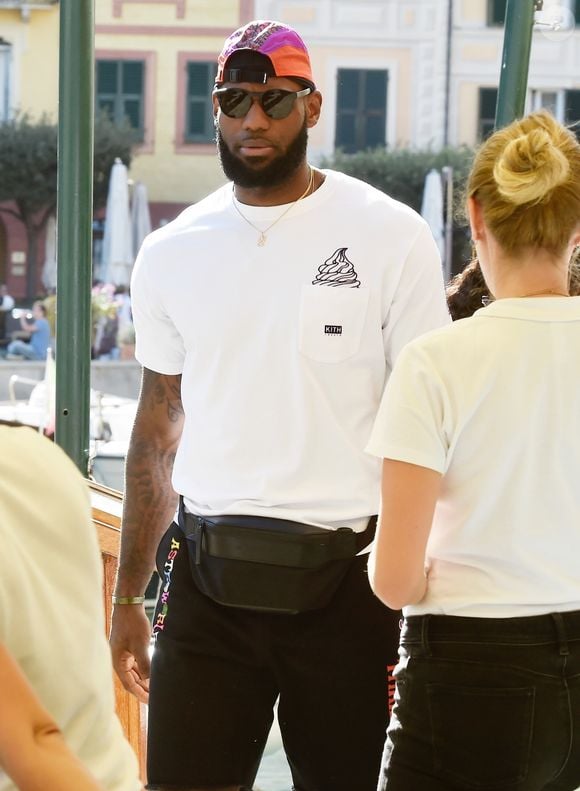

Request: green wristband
left=112, top=595, right=145, bottom=605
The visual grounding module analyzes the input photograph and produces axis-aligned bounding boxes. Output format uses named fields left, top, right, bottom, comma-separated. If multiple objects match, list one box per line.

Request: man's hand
left=110, top=605, right=153, bottom=704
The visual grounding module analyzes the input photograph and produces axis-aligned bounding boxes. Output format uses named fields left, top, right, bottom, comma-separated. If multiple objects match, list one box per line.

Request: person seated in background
left=0, top=284, right=15, bottom=349
left=446, top=251, right=580, bottom=320
left=0, top=425, right=142, bottom=791
left=445, top=257, right=490, bottom=319
left=0, top=284, right=14, bottom=312
left=6, top=301, right=50, bottom=360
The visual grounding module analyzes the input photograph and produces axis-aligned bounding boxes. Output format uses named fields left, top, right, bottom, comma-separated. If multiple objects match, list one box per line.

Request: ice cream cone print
left=312, top=248, right=360, bottom=287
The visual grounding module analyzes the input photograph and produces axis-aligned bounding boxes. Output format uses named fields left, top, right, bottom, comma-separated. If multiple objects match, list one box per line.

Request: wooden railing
left=89, top=480, right=147, bottom=783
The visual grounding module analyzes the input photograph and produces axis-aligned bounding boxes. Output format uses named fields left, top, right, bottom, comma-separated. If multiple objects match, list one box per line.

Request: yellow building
left=95, top=0, right=256, bottom=224
left=451, top=0, right=580, bottom=145
left=1, top=0, right=579, bottom=296
left=0, top=0, right=255, bottom=296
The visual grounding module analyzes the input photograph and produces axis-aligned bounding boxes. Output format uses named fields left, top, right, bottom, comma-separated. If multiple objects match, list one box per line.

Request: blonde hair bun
left=493, top=125, right=570, bottom=206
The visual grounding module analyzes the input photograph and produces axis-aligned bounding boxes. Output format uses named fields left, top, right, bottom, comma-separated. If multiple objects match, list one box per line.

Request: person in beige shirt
left=0, top=426, right=142, bottom=791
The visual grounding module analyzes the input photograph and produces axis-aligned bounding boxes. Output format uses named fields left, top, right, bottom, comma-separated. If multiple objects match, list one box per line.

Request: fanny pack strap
left=178, top=497, right=376, bottom=568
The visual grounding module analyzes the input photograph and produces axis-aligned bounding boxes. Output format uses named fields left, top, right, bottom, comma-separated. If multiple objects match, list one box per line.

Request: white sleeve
left=366, top=341, right=449, bottom=473
left=383, top=223, right=450, bottom=370
left=130, top=240, right=186, bottom=375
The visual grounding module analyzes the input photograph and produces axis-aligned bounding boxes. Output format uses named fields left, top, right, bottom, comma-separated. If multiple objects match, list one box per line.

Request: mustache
left=237, top=137, right=276, bottom=147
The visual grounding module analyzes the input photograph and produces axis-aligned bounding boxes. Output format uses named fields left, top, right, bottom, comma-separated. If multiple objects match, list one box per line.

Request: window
left=185, top=61, right=214, bottom=143
left=96, top=59, right=144, bottom=141
left=478, top=87, right=498, bottom=140
left=488, top=0, right=506, bottom=26
left=576, top=0, right=580, bottom=25
left=529, top=88, right=564, bottom=118
left=335, top=69, right=388, bottom=153
left=565, top=89, right=580, bottom=137
left=0, top=39, right=11, bottom=122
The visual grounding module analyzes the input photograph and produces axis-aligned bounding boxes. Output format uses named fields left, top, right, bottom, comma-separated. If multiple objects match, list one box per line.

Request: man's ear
left=212, top=94, right=220, bottom=119
left=305, top=90, right=322, bottom=129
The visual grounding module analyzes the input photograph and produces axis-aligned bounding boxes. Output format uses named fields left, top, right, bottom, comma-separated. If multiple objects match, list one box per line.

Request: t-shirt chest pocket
left=298, top=285, right=370, bottom=363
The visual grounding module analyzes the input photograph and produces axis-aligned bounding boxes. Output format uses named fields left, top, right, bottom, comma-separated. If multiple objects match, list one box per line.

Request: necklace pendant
left=257, top=233, right=267, bottom=247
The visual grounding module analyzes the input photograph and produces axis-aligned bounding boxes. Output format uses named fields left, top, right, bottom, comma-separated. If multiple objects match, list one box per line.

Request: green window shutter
left=97, top=61, right=118, bottom=94
left=185, top=61, right=214, bottom=143
left=122, top=98, right=142, bottom=131
left=478, top=87, right=498, bottom=140
left=565, top=89, right=580, bottom=139
left=96, top=59, right=144, bottom=142
left=335, top=68, right=387, bottom=153
left=122, top=61, right=144, bottom=95
left=488, top=0, right=507, bottom=25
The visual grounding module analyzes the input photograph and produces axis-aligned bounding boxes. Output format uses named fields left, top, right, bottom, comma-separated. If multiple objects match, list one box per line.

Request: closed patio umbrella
left=101, top=158, right=134, bottom=286
left=42, top=214, right=57, bottom=291
left=421, top=168, right=445, bottom=262
left=131, top=180, right=152, bottom=257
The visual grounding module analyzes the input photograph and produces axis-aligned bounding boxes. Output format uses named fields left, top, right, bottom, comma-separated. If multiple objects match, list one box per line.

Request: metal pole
left=443, top=0, right=453, bottom=148
left=495, top=0, right=539, bottom=129
left=441, top=165, right=454, bottom=283
left=55, top=0, right=94, bottom=474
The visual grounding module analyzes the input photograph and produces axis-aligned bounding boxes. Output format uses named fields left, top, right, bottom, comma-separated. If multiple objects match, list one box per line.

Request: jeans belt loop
left=551, top=612, right=570, bottom=656
left=420, top=614, right=432, bottom=657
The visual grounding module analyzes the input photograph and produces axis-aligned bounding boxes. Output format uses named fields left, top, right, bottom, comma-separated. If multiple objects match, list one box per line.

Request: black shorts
left=147, top=522, right=401, bottom=791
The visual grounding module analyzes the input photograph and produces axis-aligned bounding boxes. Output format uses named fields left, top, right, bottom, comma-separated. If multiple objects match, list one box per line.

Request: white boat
left=0, top=370, right=135, bottom=489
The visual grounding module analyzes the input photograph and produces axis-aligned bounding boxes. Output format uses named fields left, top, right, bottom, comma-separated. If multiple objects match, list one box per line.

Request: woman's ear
left=467, top=196, right=485, bottom=242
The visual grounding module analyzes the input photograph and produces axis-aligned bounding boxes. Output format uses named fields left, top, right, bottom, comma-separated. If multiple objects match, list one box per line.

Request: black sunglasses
left=214, top=86, right=311, bottom=120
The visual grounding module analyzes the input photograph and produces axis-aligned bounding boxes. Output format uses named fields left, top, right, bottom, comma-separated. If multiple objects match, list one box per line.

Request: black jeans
left=378, top=611, right=580, bottom=791
left=147, top=522, right=401, bottom=791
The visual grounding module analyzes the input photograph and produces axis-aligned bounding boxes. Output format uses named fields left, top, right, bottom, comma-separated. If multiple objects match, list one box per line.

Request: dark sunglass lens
left=220, top=89, right=252, bottom=118
left=262, top=90, right=295, bottom=119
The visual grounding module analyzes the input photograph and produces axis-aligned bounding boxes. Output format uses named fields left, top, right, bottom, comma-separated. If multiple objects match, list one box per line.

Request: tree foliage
left=0, top=112, right=135, bottom=296
left=0, top=113, right=58, bottom=223
left=320, top=145, right=476, bottom=275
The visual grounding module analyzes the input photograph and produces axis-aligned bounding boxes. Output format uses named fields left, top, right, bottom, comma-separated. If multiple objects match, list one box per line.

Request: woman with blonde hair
left=367, top=110, right=580, bottom=790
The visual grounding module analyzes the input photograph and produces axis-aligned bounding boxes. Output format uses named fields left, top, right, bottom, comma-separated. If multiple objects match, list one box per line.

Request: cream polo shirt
left=131, top=169, right=450, bottom=529
left=0, top=427, right=141, bottom=791
left=367, top=297, right=580, bottom=617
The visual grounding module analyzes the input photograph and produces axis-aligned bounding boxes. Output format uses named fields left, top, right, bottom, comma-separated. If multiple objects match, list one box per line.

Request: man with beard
left=110, top=20, right=450, bottom=791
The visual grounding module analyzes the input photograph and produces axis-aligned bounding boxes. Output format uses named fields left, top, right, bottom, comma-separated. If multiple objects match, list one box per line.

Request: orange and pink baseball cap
left=215, top=20, right=315, bottom=90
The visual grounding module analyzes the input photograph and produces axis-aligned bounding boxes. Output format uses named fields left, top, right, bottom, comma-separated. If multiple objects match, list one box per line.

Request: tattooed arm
left=110, top=368, right=184, bottom=702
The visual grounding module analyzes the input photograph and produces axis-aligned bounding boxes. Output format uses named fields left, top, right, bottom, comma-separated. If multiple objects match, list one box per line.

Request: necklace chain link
left=232, top=166, right=315, bottom=246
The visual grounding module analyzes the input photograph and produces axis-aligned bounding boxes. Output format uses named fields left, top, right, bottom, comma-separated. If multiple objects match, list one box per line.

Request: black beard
left=216, top=118, right=309, bottom=189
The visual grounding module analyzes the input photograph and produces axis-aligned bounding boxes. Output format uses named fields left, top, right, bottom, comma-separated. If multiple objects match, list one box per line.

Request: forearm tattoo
left=116, top=371, right=184, bottom=592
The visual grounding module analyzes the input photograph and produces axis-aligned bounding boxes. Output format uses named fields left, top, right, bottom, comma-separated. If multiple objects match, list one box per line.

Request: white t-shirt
left=131, top=169, right=450, bottom=529
left=367, top=297, right=580, bottom=617
left=0, top=427, right=141, bottom=791
left=0, top=294, right=14, bottom=312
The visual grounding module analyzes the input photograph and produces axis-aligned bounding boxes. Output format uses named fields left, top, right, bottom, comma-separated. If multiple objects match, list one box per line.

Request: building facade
left=451, top=0, right=580, bottom=145
left=0, top=0, right=579, bottom=297
left=254, top=0, right=451, bottom=156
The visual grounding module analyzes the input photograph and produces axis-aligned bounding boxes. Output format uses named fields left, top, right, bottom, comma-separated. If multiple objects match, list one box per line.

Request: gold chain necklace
left=232, top=167, right=314, bottom=247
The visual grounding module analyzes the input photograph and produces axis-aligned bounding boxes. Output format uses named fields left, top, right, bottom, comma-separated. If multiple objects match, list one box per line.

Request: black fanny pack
left=178, top=499, right=376, bottom=615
